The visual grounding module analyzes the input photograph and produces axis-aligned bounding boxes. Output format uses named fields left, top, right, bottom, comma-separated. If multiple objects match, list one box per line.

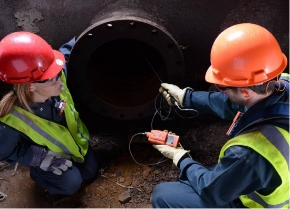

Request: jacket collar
left=232, top=82, right=289, bottom=136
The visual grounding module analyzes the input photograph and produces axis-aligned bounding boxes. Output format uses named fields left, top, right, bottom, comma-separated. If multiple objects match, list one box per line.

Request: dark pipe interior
left=87, top=39, right=167, bottom=107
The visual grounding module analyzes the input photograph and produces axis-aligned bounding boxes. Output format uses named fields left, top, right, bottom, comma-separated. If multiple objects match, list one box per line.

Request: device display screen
left=166, top=135, right=174, bottom=144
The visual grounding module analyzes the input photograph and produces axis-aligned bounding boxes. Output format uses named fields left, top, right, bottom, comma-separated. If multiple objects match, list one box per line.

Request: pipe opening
left=68, top=16, right=185, bottom=120
left=87, top=38, right=166, bottom=107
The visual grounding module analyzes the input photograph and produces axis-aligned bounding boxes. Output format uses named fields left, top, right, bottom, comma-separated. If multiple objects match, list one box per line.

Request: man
left=151, top=23, right=289, bottom=208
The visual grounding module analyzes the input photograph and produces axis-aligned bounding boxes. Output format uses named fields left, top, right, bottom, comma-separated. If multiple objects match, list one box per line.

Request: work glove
left=29, top=145, right=72, bottom=175
left=159, top=83, right=191, bottom=107
left=153, top=144, right=190, bottom=166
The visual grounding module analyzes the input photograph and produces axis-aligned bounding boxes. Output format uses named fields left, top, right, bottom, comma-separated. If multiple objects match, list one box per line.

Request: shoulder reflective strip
left=248, top=192, right=289, bottom=208
left=11, top=109, right=73, bottom=155
left=67, top=105, right=89, bottom=141
left=69, top=105, right=75, bottom=113
left=78, top=130, right=89, bottom=141
left=68, top=105, right=78, bottom=123
left=258, top=125, right=289, bottom=164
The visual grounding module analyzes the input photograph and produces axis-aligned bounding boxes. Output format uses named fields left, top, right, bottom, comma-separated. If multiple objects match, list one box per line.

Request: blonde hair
left=0, top=83, right=34, bottom=118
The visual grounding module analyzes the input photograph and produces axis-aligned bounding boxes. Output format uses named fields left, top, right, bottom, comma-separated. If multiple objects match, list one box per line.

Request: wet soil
left=0, top=113, right=231, bottom=208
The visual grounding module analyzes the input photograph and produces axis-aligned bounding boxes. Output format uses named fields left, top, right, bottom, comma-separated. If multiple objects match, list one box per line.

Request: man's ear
left=239, top=88, right=251, bottom=98
left=243, top=91, right=249, bottom=97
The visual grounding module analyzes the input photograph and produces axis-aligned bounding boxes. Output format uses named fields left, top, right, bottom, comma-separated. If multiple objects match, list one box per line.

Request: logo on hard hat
left=56, top=59, right=64, bottom=66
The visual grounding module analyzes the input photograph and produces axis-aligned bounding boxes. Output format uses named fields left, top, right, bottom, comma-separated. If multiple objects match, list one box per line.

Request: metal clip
left=55, top=100, right=66, bottom=116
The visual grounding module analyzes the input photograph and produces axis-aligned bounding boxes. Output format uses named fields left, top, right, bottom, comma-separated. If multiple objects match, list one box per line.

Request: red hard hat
left=205, top=23, right=287, bottom=86
left=0, top=31, right=65, bottom=84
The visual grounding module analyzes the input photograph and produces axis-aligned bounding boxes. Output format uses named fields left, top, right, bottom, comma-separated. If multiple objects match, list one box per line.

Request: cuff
left=181, top=88, right=194, bottom=107
left=176, top=153, right=191, bottom=168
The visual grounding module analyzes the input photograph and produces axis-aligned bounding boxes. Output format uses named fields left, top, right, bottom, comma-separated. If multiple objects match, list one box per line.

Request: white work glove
left=159, top=83, right=191, bottom=107
left=153, top=144, right=190, bottom=166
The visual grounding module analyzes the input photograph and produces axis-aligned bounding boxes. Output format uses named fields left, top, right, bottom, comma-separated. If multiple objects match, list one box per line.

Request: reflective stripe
left=69, top=104, right=89, bottom=141
left=258, top=125, right=289, bottom=165
left=11, top=109, right=73, bottom=155
left=59, top=74, right=89, bottom=160
left=78, top=130, right=89, bottom=141
left=248, top=192, right=289, bottom=208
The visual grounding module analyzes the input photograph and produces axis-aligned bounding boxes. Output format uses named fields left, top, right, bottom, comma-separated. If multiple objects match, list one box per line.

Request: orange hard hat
left=205, top=23, right=287, bottom=86
left=0, top=31, right=65, bottom=84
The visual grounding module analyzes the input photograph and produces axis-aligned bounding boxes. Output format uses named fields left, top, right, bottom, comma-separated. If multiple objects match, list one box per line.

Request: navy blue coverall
left=151, top=82, right=289, bottom=208
left=0, top=37, right=99, bottom=195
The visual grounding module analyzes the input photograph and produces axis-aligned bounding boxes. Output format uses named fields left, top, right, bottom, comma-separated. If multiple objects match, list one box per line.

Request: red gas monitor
left=146, top=130, right=180, bottom=148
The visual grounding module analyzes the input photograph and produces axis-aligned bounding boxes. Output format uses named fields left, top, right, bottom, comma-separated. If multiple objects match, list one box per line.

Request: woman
left=0, top=32, right=98, bottom=195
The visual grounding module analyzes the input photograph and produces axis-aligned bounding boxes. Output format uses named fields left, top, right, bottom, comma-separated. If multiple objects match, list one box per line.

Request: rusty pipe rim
left=68, top=16, right=184, bottom=120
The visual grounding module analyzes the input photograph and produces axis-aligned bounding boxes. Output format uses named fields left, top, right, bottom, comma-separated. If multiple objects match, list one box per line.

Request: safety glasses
left=33, top=71, right=62, bottom=84
left=215, top=84, right=234, bottom=93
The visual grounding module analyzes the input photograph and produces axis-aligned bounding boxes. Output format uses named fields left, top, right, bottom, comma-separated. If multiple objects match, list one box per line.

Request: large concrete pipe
left=68, top=11, right=185, bottom=120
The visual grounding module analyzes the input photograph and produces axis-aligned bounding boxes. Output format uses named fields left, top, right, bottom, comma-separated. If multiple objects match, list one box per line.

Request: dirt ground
left=0, top=111, right=232, bottom=208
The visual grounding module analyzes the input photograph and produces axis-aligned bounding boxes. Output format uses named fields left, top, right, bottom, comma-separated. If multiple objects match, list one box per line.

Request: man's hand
left=29, top=145, right=72, bottom=175
left=159, top=83, right=191, bottom=107
left=153, top=144, right=190, bottom=166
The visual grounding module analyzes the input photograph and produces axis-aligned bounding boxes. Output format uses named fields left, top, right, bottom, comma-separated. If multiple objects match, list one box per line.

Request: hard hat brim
left=205, top=66, right=220, bottom=85
left=37, top=50, right=65, bottom=81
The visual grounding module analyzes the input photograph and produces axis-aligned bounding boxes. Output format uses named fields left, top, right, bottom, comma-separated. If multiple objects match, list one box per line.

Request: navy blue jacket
left=179, top=82, right=289, bottom=207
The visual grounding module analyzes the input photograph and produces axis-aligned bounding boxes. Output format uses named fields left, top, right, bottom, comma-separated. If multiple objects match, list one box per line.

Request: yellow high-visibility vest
left=0, top=72, right=89, bottom=162
left=219, top=125, right=289, bottom=208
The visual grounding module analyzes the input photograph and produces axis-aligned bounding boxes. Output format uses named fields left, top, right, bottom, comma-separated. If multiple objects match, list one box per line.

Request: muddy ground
left=0, top=108, right=232, bottom=208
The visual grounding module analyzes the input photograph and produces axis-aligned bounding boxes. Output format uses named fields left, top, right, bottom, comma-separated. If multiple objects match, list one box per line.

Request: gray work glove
left=159, top=83, right=192, bottom=107
left=153, top=144, right=190, bottom=166
left=29, top=145, right=72, bottom=175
